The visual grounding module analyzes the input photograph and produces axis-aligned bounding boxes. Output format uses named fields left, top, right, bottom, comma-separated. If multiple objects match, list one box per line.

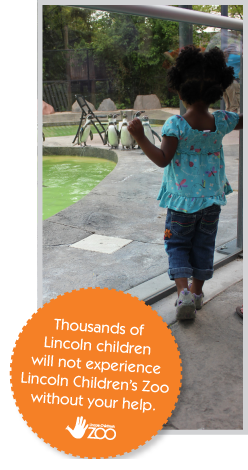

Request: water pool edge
left=43, top=146, right=118, bottom=164
left=42, top=146, right=118, bottom=220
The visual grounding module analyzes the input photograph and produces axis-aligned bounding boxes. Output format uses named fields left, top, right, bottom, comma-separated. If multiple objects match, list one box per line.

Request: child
left=127, top=45, right=243, bottom=321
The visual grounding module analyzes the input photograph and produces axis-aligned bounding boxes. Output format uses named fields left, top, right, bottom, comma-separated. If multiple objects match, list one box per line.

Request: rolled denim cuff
left=192, top=267, right=213, bottom=281
left=168, top=267, right=193, bottom=280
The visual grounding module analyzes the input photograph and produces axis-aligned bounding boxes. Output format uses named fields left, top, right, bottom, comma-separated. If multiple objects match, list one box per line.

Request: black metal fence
left=43, top=48, right=172, bottom=112
left=43, top=49, right=112, bottom=111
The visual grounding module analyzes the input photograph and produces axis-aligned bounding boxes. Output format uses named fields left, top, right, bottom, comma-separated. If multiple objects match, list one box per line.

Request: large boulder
left=133, top=94, right=161, bottom=110
left=72, top=100, right=96, bottom=113
left=42, top=100, right=55, bottom=115
left=98, top=98, right=117, bottom=112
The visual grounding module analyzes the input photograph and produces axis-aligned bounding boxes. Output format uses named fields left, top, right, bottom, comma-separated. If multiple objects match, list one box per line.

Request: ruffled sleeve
left=214, top=111, right=239, bottom=135
left=161, top=115, right=181, bottom=139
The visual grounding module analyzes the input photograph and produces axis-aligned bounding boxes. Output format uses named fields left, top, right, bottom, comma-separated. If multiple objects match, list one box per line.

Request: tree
left=43, top=6, right=243, bottom=110
left=71, top=11, right=179, bottom=106
left=43, top=6, right=98, bottom=108
left=192, top=5, right=243, bottom=20
left=191, top=5, right=243, bottom=51
left=43, top=6, right=95, bottom=81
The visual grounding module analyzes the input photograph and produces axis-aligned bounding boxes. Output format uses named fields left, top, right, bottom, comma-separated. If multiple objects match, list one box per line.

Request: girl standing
left=128, top=46, right=243, bottom=320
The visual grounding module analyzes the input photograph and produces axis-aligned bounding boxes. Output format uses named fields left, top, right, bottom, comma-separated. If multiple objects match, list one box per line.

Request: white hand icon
left=66, top=416, right=88, bottom=439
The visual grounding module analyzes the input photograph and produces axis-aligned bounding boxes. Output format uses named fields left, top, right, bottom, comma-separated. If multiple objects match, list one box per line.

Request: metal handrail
left=82, top=5, right=243, bottom=31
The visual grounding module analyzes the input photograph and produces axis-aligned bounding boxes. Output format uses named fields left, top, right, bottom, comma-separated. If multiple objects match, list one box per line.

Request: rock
left=98, top=98, right=117, bottom=112
left=72, top=100, right=96, bottom=113
left=42, top=100, right=55, bottom=115
left=133, top=94, right=161, bottom=110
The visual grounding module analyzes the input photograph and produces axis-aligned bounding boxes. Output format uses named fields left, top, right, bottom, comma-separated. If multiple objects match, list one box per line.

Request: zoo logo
left=66, top=416, right=116, bottom=440
left=87, top=425, right=116, bottom=440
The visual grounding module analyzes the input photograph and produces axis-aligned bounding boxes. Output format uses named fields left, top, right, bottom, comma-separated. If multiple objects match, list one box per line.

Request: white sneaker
left=176, top=288, right=196, bottom=321
left=188, top=283, right=204, bottom=310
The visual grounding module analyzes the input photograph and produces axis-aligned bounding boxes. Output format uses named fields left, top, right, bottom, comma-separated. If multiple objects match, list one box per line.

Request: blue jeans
left=164, top=205, right=221, bottom=281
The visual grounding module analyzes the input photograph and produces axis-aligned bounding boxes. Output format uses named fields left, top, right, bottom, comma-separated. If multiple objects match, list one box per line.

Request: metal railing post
left=220, top=6, right=228, bottom=110
left=179, top=6, right=193, bottom=115
left=237, top=37, right=243, bottom=249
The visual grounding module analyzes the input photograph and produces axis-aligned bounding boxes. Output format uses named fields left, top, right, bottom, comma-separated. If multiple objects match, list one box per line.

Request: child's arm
left=127, top=118, right=178, bottom=168
left=234, top=114, right=243, bottom=130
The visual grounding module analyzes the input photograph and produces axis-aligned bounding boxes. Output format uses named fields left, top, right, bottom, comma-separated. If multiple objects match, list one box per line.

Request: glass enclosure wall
left=42, top=6, right=243, bottom=248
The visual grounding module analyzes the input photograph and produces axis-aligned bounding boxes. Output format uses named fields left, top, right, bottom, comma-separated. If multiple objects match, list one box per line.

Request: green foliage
left=193, top=5, right=243, bottom=20
left=85, top=13, right=179, bottom=106
left=116, top=101, right=131, bottom=110
left=43, top=7, right=180, bottom=109
left=43, top=5, right=94, bottom=50
left=162, top=95, right=180, bottom=108
left=209, top=100, right=221, bottom=110
left=43, top=6, right=242, bottom=111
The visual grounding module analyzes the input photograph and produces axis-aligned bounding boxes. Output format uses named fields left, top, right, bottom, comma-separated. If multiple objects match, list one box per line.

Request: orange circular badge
left=10, top=288, right=182, bottom=458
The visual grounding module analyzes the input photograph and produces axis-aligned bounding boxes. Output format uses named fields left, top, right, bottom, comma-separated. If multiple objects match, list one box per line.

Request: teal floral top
left=157, top=111, right=239, bottom=213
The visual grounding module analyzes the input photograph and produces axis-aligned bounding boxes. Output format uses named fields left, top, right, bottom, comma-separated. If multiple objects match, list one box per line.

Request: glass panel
left=42, top=6, right=242, bottom=231
left=41, top=4, right=243, bottom=436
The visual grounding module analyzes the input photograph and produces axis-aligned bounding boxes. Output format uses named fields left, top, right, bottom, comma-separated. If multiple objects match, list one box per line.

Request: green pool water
left=43, top=156, right=116, bottom=220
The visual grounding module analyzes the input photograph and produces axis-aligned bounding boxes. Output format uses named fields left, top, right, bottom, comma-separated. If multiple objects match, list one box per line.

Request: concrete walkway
left=159, top=274, right=243, bottom=431
left=43, top=116, right=240, bottom=305
left=42, top=109, right=243, bottom=431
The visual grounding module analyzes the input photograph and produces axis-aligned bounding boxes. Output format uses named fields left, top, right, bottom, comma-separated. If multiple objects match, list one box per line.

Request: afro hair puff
left=167, top=45, right=235, bottom=105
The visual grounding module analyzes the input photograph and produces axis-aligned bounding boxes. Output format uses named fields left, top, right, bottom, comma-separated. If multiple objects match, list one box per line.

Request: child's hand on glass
left=127, top=118, right=144, bottom=142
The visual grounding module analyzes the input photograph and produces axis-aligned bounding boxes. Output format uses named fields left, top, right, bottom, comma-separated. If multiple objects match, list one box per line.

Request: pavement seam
left=44, top=220, right=96, bottom=232
left=43, top=244, right=71, bottom=247
left=200, top=278, right=243, bottom=307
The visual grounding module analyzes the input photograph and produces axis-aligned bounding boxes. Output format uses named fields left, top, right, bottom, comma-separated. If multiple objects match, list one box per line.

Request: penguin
left=133, top=110, right=145, bottom=119
left=103, top=114, right=113, bottom=145
left=105, top=114, right=120, bottom=149
left=118, top=114, right=123, bottom=133
left=113, top=113, right=121, bottom=131
left=78, top=114, right=94, bottom=146
left=131, top=110, right=145, bottom=149
left=142, top=115, right=162, bottom=145
left=120, top=113, right=133, bottom=150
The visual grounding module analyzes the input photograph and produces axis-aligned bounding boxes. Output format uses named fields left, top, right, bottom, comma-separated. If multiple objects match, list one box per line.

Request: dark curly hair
left=167, top=45, right=235, bottom=105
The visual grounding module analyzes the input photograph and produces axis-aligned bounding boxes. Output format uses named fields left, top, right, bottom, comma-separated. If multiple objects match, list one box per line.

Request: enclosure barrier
left=38, top=6, right=243, bottom=308
left=83, top=5, right=243, bottom=252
